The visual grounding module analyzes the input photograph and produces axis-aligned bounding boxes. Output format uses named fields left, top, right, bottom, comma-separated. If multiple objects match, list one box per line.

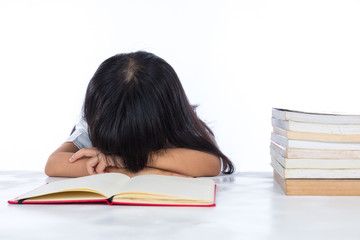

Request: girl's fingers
left=95, top=157, right=108, bottom=174
left=68, top=147, right=120, bottom=175
left=107, top=157, right=117, bottom=167
left=69, top=148, right=99, bottom=163
left=86, top=157, right=100, bottom=175
left=96, top=155, right=117, bottom=174
left=113, top=156, right=124, bottom=168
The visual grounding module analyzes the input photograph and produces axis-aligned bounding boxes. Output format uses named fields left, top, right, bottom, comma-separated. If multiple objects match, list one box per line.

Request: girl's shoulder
left=74, top=117, right=88, bottom=131
left=65, top=117, right=92, bottom=149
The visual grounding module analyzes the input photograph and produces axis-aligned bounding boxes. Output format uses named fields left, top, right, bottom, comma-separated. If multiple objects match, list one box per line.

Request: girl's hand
left=69, top=148, right=121, bottom=175
left=105, top=166, right=191, bottom=178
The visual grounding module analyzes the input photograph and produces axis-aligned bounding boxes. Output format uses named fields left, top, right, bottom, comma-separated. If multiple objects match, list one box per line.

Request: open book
left=8, top=173, right=216, bottom=207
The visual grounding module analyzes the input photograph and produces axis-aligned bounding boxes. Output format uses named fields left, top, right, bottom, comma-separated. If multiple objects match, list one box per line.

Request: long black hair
left=83, top=51, right=234, bottom=174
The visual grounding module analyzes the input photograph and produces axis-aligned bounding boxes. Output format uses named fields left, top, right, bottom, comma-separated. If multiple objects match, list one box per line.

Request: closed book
left=8, top=173, right=216, bottom=207
left=271, top=132, right=360, bottom=150
left=272, top=108, right=360, bottom=124
left=270, top=147, right=360, bottom=169
left=273, top=170, right=360, bottom=196
left=271, top=118, right=360, bottom=134
left=273, top=126, right=360, bottom=143
left=270, top=141, right=360, bottom=159
left=271, top=157, right=360, bottom=179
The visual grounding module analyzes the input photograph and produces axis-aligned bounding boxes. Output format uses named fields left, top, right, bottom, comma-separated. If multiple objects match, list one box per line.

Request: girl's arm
left=45, top=142, right=90, bottom=177
left=104, top=149, right=221, bottom=177
left=147, top=148, right=221, bottom=177
left=45, top=143, right=193, bottom=178
left=46, top=143, right=221, bottom=177
left=104, top=166, right=190, bottom=178
left=71, top=147, right=221, bottom=177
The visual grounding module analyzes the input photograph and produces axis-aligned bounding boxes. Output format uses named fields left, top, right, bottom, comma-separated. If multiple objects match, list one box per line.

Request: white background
left=1, top=0, right=360, bottom=171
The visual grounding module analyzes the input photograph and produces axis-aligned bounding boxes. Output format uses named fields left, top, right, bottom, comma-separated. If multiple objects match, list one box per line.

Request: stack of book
left=270, top=108, right=360, bottom=195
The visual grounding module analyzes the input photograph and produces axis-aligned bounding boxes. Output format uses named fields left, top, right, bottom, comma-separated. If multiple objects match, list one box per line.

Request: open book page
left=113, top=175, right=215, bottom=203
left=14, top=173, right=130, bottom=201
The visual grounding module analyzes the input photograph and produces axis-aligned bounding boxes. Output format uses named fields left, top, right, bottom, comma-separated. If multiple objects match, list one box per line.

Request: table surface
left=1, top=171, right=360, bottom=240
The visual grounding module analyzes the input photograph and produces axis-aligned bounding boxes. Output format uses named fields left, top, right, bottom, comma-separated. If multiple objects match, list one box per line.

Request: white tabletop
left=1, top=171, right=360, bottom=240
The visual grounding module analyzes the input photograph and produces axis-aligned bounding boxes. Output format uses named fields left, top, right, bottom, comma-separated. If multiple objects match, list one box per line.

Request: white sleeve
left=65, top=118, right=93, bottom=149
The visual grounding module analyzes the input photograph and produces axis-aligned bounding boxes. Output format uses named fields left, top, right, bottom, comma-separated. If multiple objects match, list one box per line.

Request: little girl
left=45, top=51, right=234, bottom=178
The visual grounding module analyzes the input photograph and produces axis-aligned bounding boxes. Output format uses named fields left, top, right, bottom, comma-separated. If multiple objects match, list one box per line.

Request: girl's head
left=84, top=51, right=234, bottom=174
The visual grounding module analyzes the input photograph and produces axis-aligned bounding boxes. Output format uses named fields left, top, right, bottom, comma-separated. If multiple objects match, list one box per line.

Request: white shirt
left=65, top=118, right=93, bottom=149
